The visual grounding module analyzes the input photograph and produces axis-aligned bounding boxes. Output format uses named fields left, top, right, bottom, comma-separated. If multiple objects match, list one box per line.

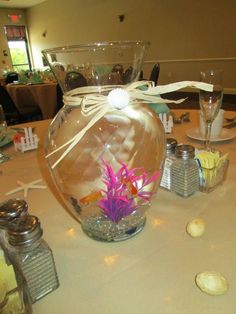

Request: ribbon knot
left=46, top=80, right=213, bottom=168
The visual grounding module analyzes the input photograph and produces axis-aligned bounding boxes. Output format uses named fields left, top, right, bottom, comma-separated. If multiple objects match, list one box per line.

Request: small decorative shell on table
left=186, top=218, right=206, bottom=238
left=195, top=271, right=229, bottom=296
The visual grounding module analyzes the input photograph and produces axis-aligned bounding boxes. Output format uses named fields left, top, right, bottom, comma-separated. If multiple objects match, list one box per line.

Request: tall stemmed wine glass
left=199, top=70, right=223, bottom=151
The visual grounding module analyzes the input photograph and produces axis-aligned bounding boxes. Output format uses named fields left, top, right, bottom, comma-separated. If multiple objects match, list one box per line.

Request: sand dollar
left=186, top=218, right=205, bottom=237
left=195, top=271, right=229, bottom=296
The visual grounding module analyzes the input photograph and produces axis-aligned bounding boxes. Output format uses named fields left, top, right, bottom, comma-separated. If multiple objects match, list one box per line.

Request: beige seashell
left=186, top=218, right=205, bottom=238
left=195, top=271, right=229, bottom=296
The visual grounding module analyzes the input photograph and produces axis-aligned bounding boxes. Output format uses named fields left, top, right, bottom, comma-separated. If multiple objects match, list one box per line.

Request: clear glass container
left=199, top=158, right=229, bottom=193
left=0, top=244, right=32, bottom=314
left=7, top=215, right=59, bottom=303
left=43, top=41, right=166, bottom=242
left=171, top=145, right=199, bottom=198
left=160, top=138, right=178, bottom=191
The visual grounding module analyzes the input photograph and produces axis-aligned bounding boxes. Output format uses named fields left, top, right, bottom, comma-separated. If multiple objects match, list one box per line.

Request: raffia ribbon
left=46, top=80, right=213, bottom=168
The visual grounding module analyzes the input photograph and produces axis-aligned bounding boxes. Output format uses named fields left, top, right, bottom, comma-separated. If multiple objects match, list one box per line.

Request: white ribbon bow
left=46, top=80, right=213, bottom=168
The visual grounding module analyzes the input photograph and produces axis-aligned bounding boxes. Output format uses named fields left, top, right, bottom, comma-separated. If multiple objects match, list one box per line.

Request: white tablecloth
left=1, top=110, right=236, bottom=314
left=6, top=83, right=57, bottom=119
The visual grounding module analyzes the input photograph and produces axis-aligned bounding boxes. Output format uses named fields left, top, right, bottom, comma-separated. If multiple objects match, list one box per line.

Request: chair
left=56, top=84, right=64, bottom=111
left=0, top=86, right=42, bottom=125
left=5, top=72, right=18, bottom=84
left=139, top=70, right=144, bottom=81
left=65, top=71, right=87, bottom=90
left=138, top=64, right=160, bottom=85
left=123, top=66, right=133, bottom=84
left=149, top=63, right=160, bottom=86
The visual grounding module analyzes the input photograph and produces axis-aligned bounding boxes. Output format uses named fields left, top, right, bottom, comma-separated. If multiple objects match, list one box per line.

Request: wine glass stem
left=204, top=121, right=212, bottom=151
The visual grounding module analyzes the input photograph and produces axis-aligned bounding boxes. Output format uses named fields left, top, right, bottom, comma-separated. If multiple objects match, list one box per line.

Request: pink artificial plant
left=98, top=159, right=159, bottom=223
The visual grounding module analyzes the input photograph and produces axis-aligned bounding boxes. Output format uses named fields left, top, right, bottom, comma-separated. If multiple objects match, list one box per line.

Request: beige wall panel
left=1, top=0, right=235, bottom=88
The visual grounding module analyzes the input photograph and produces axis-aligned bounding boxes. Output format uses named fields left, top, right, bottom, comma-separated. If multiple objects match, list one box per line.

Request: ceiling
left=0, top=0, right=47, bottom=9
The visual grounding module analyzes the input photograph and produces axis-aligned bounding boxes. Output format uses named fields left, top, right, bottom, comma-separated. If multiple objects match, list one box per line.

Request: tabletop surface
left=1, top=109, right=236, bottom=314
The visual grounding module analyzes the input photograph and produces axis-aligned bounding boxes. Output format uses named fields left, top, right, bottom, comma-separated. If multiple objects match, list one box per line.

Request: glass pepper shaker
left=6, top=215, right=59, bottom=303
left=160, top=138, right=178, bottom=191
left=171, top=144, right=199, bottom=198
left=0, top=199, right=28, bottom=248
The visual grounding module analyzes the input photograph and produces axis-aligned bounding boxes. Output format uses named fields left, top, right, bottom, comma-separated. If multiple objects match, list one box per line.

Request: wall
left=18, top=0, right=236, bottom=89
left=0, top=8, right=27, bottom=71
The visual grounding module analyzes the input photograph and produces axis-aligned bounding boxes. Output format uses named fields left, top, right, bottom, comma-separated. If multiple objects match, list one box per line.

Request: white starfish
left=6, top=179, right=47, bottom=198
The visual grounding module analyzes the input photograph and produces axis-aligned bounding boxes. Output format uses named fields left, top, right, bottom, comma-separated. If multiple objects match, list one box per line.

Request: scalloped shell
left=195, top=271, right=229, bottom=295
left=186, top=218, right=205, bottom=238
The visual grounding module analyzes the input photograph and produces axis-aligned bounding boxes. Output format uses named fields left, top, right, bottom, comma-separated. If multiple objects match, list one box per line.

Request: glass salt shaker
left=160, top=138, right=178, bottom=191
left=171, top=144, right=199, bottom=198
left=6, top=215, right=59, bottom=303
left=0, top=243, right=32, bottom=314
left=0, top=199, right=28, bottom=248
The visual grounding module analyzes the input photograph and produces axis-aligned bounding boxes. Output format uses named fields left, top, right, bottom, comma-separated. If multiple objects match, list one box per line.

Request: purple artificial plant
left=98, top=159, right=159, bottom=223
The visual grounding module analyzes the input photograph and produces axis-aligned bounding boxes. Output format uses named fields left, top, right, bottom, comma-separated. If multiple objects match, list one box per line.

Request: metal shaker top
left=175, top=144, right=195, bottom=160
left=7, top=215, right=43, bottom=247
left=0, top=199, right=28, bottom=227
left=166, top=138, right=178, bottom=154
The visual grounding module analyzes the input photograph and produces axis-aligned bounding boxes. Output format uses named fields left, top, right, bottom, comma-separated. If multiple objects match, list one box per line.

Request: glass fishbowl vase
left=43, top=41, right=166, bottom=242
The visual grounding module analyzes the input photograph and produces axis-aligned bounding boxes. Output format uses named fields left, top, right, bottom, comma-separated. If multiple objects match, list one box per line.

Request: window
left=4, top=25, right=32, bottom=72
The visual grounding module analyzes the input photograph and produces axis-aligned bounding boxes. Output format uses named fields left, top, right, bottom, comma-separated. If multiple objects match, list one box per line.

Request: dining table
left=6, top=82, right=58, bottom=120
left=0, top=109, right=236, bottom=314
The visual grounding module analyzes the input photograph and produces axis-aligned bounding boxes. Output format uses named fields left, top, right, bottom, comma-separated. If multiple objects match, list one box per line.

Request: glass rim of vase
left=42, top=40, right=150, bottom=54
